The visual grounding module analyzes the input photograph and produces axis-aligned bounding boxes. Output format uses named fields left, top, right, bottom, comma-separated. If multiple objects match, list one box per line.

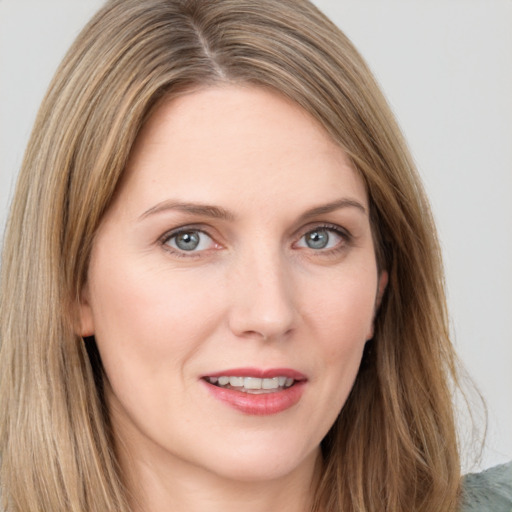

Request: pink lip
left=201, top=367, right=307, bottom=416
left=204, top=367, right=306, bottom=380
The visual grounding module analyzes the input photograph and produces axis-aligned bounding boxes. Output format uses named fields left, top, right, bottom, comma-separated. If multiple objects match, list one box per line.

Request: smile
left=201, top=368, right=307, bottom=415
left=204, top=376, right=295, bottom=393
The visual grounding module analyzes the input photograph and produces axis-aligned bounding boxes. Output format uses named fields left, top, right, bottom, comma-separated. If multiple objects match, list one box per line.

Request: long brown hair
left=0, top=0, right=462, bottom=510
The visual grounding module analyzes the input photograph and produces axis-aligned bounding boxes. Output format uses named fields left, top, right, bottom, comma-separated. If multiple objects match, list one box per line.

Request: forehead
left=117, top=84, right=368, bottom=218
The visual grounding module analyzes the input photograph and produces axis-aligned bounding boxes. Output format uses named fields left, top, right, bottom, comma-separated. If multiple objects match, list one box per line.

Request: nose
left=227, top=247, right=298, bottom=341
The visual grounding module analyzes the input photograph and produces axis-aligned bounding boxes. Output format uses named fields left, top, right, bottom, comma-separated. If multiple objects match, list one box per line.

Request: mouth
left=203, top=375, right=296, bottom=394
left=201, top=368, right=307, bottom=415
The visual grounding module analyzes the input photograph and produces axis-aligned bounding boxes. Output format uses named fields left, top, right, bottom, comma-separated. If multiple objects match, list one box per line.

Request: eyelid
left=293, top=223, right=353, bottom=251
left=158, top=224, right=221, bottom=256
left=296, top=222, right=351, bottom=240
left=157, top=221, right=353, bottom=258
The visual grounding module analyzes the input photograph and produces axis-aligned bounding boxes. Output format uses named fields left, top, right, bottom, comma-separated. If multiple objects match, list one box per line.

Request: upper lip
left=203, top=367, right=307, bottom=380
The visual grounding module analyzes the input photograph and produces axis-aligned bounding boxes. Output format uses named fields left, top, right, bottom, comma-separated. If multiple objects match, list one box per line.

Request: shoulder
left=460, top=461, right=512, bottom=512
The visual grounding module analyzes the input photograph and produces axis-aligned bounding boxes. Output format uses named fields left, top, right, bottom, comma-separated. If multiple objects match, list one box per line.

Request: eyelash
left=297, top=223, right=352, bottom=255
left=159, top=225, right=216, bottom=259
left=158, top=223, right=352, bottom=258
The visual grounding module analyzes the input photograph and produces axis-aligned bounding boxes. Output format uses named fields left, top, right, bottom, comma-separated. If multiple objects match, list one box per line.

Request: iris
left=305, top=229, right=330, bottom=249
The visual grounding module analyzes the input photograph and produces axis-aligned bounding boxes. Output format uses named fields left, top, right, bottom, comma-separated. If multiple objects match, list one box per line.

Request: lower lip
left=202, top=380, right=306, bottom=415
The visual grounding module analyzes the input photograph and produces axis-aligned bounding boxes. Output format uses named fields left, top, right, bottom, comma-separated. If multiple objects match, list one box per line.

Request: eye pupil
left=175, top=231, right=200, bottom=251
left=306, top=229, right=329, bottom=249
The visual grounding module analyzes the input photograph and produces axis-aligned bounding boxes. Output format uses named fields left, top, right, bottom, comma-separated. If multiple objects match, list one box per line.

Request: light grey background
left=1, top=0, right=511, bottom=471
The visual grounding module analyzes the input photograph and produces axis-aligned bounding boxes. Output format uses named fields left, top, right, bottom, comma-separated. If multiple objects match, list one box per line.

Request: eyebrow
left=138, top=197, right=366, bottom=222
left=139, top=200, right=235, bottom=221
left=297, top=198, right=367, bottom=221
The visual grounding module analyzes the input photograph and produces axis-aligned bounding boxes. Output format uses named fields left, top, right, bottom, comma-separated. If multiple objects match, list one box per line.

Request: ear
left=366, top=270, right=388, bottom=340
left=375, top=270, right=388, bottom=310
left=77, top=283, right=95, bottom=337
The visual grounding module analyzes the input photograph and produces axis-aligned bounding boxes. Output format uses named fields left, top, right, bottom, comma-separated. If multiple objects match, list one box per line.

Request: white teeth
left=262, top=377, right=279, bottom=390
left=206, top=375, right=296, bottom=392
left=229, top=376, right=244, bottom=387
left=244, top=377, right=262, bottom=389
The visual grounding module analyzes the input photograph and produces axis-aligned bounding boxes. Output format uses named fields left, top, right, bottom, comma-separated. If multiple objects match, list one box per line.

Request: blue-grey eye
left=166, top=230, right=214, bottom=252
left=297, top=227, right=343, bottom=250
left=305, top=229, right=329, bottom=249
left=175, top=231, right=200, bottom=251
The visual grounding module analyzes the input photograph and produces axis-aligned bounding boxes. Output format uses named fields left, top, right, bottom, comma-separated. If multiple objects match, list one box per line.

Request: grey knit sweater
left=460, top=461, right=512, bottom=511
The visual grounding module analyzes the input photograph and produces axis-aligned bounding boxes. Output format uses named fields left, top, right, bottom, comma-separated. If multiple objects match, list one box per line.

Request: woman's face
left=80, top=85, right=386, bottom=485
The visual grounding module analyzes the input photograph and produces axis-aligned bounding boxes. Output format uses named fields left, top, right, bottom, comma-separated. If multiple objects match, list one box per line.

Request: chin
left=195, top=437, right=321, bottom=484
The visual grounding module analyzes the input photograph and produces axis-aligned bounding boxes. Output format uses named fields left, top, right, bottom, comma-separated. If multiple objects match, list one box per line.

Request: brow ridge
left=139, top=200, right=235, bottom=221
left=139, top=197, right=366, bottom=222
left=298, top=198, right=367, bottom=221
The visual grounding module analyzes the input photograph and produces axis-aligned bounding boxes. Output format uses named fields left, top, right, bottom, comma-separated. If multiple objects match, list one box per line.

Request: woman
left=0, top=0, right=510, bottom=511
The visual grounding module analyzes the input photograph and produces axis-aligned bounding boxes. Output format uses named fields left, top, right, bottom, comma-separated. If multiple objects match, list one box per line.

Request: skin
left=80, top=85, right=387, bottom=512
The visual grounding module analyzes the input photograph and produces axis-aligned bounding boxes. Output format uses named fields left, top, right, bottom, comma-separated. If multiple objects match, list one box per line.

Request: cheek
left=87, top=254, right=223, bottom=382
left=302, top=264, right=378, bottom=403
left=306, top=264, right=378, bottom=345
left=86, top=257, right=228, bottom=442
